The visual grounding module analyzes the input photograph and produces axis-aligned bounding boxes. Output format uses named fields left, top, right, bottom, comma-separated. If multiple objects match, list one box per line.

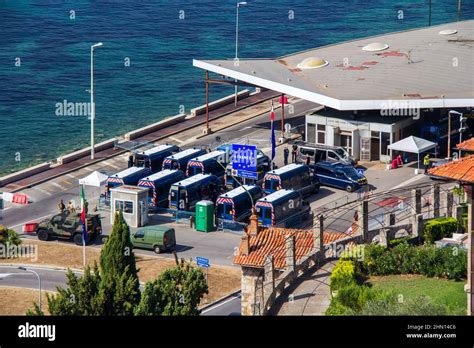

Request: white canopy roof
left=387, top=136, right=437, bottom=154
left=78, top=171, right=108, bottom=187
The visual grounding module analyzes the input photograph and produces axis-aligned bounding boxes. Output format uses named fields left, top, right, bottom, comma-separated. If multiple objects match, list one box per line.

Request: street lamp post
left=448, top=110, right=463, bottom=159
left=234, top=2, right=247, bottom=107
left=18, top=267, right=42, bottom=312
left=90, top=42, right=104, bottom=160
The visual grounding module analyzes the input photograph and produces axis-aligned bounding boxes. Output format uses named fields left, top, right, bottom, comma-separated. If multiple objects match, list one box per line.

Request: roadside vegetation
left=326, top=242, right=467, bottom=316
left=27, top=211, right=208, bottom=316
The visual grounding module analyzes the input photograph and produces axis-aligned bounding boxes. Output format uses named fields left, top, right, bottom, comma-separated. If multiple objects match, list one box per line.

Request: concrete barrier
left=125, top=113, right=186, bottom=141
left=0, top=162, right=51, bottom=187
left=57, top=138, right=118, bottom=165
left=190, top=89, right=250, bottom=117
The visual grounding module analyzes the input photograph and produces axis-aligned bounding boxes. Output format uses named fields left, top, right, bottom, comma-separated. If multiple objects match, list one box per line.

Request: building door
left=340, top=134, right=353, bottom=156
left=306, top=123, right=316, bottom=144
left=360, top=138, right=371, bottom=161
left=370, top=131, right=380, bottom=161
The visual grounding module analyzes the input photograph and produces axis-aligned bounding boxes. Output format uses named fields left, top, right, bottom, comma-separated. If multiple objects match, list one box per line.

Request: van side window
left=316, top=166, right=332, bottom=176
left=135, top=231, right=145, bottom=238
left=328, top=151, right=338, bottom=160
left=315, top=150, right=327, bottom=161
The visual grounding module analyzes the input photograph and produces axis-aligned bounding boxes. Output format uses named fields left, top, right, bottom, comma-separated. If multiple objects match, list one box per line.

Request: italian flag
left=80, top=185, right=87, bottom=243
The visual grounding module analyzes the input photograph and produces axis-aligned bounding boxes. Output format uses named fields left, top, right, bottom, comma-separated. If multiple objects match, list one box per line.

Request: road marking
left=32, top=186, right=52, bottom=196
left=392, top=174, right=425, bottom=190
left=168, top=136, right=184, bottom=144
left=9, top=213, right=55, bottom=230
left=49, top=181, right=67, bottom=190
left=65, top=173, right=77, bottom=179
left=200, top=293, right=241, bottom=314
left=103, top=161, right=120, bottom=170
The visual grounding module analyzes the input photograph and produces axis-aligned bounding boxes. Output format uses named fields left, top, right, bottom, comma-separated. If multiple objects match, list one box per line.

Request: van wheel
left=346, top=185, right=354, bottom=193
left=154, top=245, right=162, bottom=254
left=37, top=229, right=50, bottom=241
left=73, top=234, right=83, bottom=246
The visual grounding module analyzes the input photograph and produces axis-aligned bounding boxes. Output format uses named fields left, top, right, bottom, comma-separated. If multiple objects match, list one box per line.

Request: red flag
left=270, top=101, right=275, bottom=121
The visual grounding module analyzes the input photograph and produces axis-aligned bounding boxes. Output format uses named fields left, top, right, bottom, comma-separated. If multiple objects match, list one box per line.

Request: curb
left=199, top=289, right=241, bottom=312
left=8, top=93, right=279, bottom=194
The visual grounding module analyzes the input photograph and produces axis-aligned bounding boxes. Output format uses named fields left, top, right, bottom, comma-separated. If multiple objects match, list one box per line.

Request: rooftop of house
left=456, top=137, right=474, bottom=152
left=428, top=154, right=474, bottom=183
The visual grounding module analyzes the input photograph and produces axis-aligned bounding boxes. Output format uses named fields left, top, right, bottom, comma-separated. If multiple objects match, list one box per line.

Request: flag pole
left=80, top=184, right=86, bottom=269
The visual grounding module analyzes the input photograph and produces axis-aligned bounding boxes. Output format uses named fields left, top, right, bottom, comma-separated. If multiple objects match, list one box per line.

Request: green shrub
left=438, top=247, right=467, bottom=280
left=361, top=244, right=386, bottom=274
left=389, top=236, right=418, bottom=248
left=423, top=217, right=458, bottom=244
left=358, top=295, right=455, bottom=316
left=329, top=260, right=356, bottom=291
left=325, top=301, right=352, bottom=316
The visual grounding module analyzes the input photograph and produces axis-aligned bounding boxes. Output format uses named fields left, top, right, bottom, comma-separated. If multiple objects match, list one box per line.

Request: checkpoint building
left=194, top=21, right=474, bottom=162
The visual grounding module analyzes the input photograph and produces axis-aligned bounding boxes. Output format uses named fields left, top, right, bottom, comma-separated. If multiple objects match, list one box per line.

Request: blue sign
left=196, top=256, right=210, bottom=268
left=232, top=144, right=257, bottom=172
left=356, top=169, right=365, bottom=176
left=237, top=169, right=258, bottom=180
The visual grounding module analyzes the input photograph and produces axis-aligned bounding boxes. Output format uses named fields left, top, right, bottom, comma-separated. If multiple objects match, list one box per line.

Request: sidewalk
left=270, top=260, right=336, bottom=315
left=2, top=90, right=279, bottom=192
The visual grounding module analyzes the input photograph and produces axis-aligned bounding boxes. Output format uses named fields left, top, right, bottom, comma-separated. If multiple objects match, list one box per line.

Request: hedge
left=329, top=260, right=356, bottom=291
left=423, top=217, right=458, bottom=244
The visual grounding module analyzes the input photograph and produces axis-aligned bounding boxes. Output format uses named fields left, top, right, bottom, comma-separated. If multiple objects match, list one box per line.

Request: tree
left=135, top=260, right=208, bottom=316
left=0, top=225, right=21, bottom=246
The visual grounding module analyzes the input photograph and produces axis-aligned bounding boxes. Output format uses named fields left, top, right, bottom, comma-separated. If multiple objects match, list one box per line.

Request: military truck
left=36, top=212, right=103, bottom=245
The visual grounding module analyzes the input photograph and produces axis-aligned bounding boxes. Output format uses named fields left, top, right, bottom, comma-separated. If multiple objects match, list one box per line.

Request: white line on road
left=201, top=293, right=241, bottom=314
left=168, top=136, right=184, bottom=144
left=65, top=173, right=77, bottom=179
left=103, top=161, right=120, bottom=170
left=9, top=213, right=55, bottom=230
left=32, top=186, right=52, bottom=196
left=49, top=181, right=67, bottom=190
left=392, top=174, right=426, bottom=190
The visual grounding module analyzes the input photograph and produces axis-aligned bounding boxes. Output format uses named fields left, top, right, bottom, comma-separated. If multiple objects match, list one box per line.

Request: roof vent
left=362, top=43, right=389, bottom=52
left=439, top=29, right=457, bottom=35
left=296, top=57, right=329, bottom=70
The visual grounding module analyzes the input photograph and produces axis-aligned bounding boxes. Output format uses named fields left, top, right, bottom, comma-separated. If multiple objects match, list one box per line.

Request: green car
left=131, top=226, right=176, bottom=254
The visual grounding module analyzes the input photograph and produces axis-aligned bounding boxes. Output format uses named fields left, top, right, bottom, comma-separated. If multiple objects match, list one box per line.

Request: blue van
left=162, top=148, right=207, bottom=171
left=186, top=150, right=228, bottom=178
left=106, top=166, right=152, bottom=194
left=138, top=169, right=185, bottom=208
left=168, top=174, right=222, bottom=211
left=216, top=185, right=263, bottom=222
left=262, top=163, right=319, bottom=197
left=314, top=161, right=367, bottom=192
left=255, top=189, right=310, bottom=227
left=133, top=144, right=180, bottom=172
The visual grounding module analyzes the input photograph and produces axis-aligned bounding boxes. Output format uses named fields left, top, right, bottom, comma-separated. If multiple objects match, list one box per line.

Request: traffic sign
left=232, top=144, right=257, bottom=172
left=237, top=169, right=258, bottom=180
left=196, top=256, right=210, bottom=268
left=356, top=168, right=365, bottom=176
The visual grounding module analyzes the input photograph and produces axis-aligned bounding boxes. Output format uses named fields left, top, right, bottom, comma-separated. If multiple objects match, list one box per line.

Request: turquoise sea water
left=0, top=0, right=472, bottom=175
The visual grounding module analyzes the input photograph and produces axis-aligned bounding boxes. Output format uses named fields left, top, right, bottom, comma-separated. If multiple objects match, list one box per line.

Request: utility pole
left=458, top=0, right=462, bottom=21
left=90, top=42, right=104, bottom=160
left=234, top=2, right=247, bottom=106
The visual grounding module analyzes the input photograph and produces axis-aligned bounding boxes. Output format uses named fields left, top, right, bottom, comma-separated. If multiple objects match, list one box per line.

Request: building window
left=317, top=124, right=326, bottom=144
left=115, top=200, right=134, bottom=214
left=306, top=123, right=316, bottom=144
left=341, top=134, right=352, bottom=156
left=381, top=132, right=390, bottom=156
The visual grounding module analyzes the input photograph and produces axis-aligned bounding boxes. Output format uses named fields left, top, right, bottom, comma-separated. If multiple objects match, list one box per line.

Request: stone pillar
left=286, top=235, right=296, bottom=274
left=384, top=212, right=395, bottom=227
left=466, top=186, right=473, bottom=316
left=359, top=200, right=369, bottom=242
left=263, top=255, right=275, bottom=311
left=413, top=213, right=424, bottom=239
left=314, top=215, right=325, bottom=261
left=432, top=184, right=440, bottom=218
left=446, top=191, right=454, bottom=218
left=247, top=213, right=259, bottom=236
left=241, top=266, right=262, bottom=316
left=379, top=228, right=388, bottom=247
left=456, top=205, right=465, bottom=234
left=412, top=189, right=422, bottom=215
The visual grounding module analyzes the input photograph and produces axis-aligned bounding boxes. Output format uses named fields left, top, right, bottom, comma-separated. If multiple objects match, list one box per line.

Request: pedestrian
left=283, top=147, right=289, bottom=166
left=423, top=154, right=430, bottom=174
left=291, top=144, right=298, bottom=163
left=127, top=155, right=133, bottom=168
left=67, top=201, right=76, bottom=214
left=306, top=155, right=311, bottom=166
left=58, top=199, right=65, bottom=213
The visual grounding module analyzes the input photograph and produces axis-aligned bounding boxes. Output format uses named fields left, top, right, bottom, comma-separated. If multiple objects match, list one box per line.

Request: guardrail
left=57, top=138, right=118, bottom=165
left=0, top=162, right=52, bottom=187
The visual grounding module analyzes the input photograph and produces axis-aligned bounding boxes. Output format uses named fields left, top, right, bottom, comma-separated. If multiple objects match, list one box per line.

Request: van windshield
left=340, top=167, right=359, bottom=180
left=335, top=148, right=348, bottom=158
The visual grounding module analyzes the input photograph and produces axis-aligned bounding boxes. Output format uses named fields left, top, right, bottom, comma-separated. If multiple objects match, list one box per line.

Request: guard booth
left=110, top=185, right=149, bottom=228
left=196, top=200, right=215, bottom=232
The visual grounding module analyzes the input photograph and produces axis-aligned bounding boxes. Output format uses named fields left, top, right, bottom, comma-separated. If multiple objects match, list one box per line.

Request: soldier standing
left=58, top=199, right=65, bottom=213
left=283, top=147, right=289, bottom=166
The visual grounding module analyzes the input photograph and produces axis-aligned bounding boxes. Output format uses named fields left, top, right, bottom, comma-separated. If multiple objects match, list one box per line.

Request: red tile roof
left=456, top=137, right=474, bottom=152
left=234, top=228, right=353, bottom=269
left=428, top=155, right=474, bottom=183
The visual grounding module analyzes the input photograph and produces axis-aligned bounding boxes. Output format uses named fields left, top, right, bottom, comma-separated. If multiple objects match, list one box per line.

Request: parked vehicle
left=186, top=150, right=228, bottom=177
left=262, top=163, right=319, bottom=197
left=295, top=142, right=356, bottom=166
left=36, top=212, right=103, bottom=245
left=224, top=152, right=271, bottom=190
left=162, top=148, right=207, bottom=171
left=138, top=169, right=186, bottom=208
left=130, top=225, right=176, bottom=254
left=133, top=144, right=180, bottom=172
left=216, top=185, right=263, bottom=222
left=314, top=161, right=367, bottom=192
left=106, top=166, right=152, bottom=194
left=255, top=189, right=310, bottom=227
left=169, top=174, right=222, bottom=211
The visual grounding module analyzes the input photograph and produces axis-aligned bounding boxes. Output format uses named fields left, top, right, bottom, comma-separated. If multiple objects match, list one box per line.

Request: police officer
left=58, top=199, right=65, bottom=213
left=423, top=154, right=430, bottom=173
left=283, top=147, right=289, bottom=166
left=291, top=144, right=298, bottom=163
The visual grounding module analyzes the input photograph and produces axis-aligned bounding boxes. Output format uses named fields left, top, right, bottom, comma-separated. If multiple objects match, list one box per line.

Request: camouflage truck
left=36, top=212, right=103, bottom=245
